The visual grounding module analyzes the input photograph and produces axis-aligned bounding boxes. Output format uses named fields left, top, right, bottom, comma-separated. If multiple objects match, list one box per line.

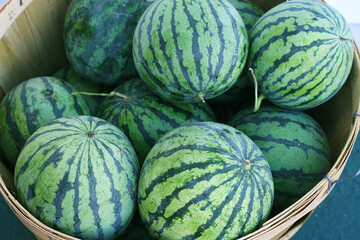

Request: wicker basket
left=0, top=0, right=359, bottom=239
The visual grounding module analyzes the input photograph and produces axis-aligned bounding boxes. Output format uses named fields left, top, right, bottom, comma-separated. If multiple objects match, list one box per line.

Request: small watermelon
left=15, top=115, right=139, bottom=240
left=138, top=122, right=274, bottom=239
left=53, top=64, right=112, bottom=114
left=133, top=0, right=248, bottom=103
left=64, top=0, right=146, bottom=86
left=0, top=77, right=90, bottom=168
left=97, top=78, right=216, bottom=164
left=247, top=0, right=354, bottom=110
left=229, top=105, right=332, bottom=210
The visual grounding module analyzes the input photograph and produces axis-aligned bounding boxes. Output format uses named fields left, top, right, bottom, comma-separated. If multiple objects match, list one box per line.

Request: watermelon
left=63, top=0, right=145, bottom=86
left=247, top=0, right=354, bottom=110
left=15, top=115, right=139, bottom=240
left=138, top=122, right=274, bottom=239
left=133, top=0, right=248, bottom=103
left=210, top=0, right=264, bottom=105
left=97, top=78, right=216, bottom=164
left=229, top=105, right=331, bottom=210
left=53, top=64, right=112, bottom=114
left=0, top=77, right=90, bottom=168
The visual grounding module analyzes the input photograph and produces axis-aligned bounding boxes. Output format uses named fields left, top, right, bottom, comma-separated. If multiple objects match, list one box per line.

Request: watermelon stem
left=198, top=93, right=206, bottom=103
left=86, top=131, right=95, bottom=138
left=243, top=160, right=251, bottom=171
left=249, top=68, right=266, bottom=112
left=339, top=36, right=346, bottom=41
left=69, top=91, right=131, bottom=101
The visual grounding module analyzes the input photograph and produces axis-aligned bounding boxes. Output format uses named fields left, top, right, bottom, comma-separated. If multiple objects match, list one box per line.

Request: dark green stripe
left=87, top=142, right=104, bottom=239
left=41, top=77, right=66, bottom=119
left=216, top=174, right=248, bottom=239
left=250, top=135, right=329, bottom=159
left=20, top=81, right=40, bottom=134
left=153, top=170, right=241, bottom=238
left=93, top=140, right=123, bottom=233
left=170, top=0, right=196, bottom=92
left=73, top=145, right=86, bottom=238
left=139, top=159, right=227, bottom=202
left=179, top=172, right=242, bottom=239
left=183, top=0, right=204, bottom=91
left=53, top=144, right=82, bottom=227
left=232, top=111, right=325, bottom=137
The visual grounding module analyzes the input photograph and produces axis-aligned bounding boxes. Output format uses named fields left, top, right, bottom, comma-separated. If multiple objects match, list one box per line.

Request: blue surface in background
left=292, top=138, right=360, bottom=240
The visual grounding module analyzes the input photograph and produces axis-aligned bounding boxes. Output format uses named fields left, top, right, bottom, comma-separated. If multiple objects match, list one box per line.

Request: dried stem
left=249, top=68, right=265, bottom=112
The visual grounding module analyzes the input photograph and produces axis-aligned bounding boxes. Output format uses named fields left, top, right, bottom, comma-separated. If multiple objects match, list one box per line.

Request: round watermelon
left=229, top=105, right=332, bottom=210
left=247, top=0, right=354, bottom=110
left=15, top=115, right=139, bottom=240
left=63, top=0, right=146, bottom=86
left=97, top=78, right=216, bottom=164
left=138, top=122, right=274, bottom=239
left=133, top=0, right=248, bottom=103
left=53, top=64, right=111, bottom=114
left=0, top=77, right=90, bottom=168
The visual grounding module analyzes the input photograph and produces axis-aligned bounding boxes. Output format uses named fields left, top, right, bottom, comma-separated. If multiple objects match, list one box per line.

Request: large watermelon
left=247, top=0, right=354, bottom=110
left=133, top=0, right=248, bottom=103
left=53, top=64, right=111, bottom=114
left=209, top=0, right=264, bottom=105
left=0, top=77, right=90, bottom=168
left=15, top=115, right=139, bottom=240
left=138, top=122, right=274, bottom=239
left=97, top=78, right=216, bottom=164
left=229, top=105, right=331, bottom=210
left=64, top=0, right=145, bottom=86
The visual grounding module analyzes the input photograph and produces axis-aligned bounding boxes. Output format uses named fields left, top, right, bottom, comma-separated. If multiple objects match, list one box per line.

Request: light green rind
left=64, top=0, right=145, bottom=86
left=15, top=116, right=139, bottom=240
left=97, top=78, right=216, bottom=164
left=0, top=77, right=90, bottom=168
left=229, top=105, right=331, bottom=210
left=248, top=0, right=354, bottom=109
left=133, top=0, right=248, bottom=103
left=138, top=122, right=274, bottom=239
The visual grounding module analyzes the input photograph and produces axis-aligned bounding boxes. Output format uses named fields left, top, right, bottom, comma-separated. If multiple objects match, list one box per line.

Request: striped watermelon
left=15, top=115, right=139, bottom=240
left=229, top=105, right=331, bottom=210
left=64, top=0, right=145, bottom=86
left=210, top=0, right=264, bottom=105
left=138, top=122, right=274, bottom=239
left=0, top=77, right=90, bottom=168
left=53, top=64, right=111, bottom=114
left=97, top=78, right=216, bottom=164
left=247, top=0, right=354, bottom=110
left=133, top=0, right=248, bottom=103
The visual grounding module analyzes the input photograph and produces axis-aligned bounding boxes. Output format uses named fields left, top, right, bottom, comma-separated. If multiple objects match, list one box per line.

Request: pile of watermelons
left=0, top=0, right=355, bottom=239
